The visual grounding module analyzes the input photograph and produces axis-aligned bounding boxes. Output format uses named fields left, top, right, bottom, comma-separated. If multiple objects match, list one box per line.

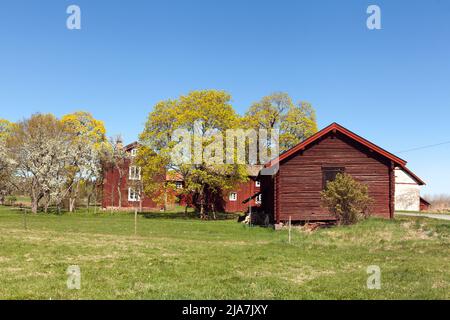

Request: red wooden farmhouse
left=102, top=142, right=262, bottom=212
left=102, top=123, right=425, bottom=223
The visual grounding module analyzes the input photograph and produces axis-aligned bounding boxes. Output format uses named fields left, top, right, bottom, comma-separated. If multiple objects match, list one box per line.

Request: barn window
left=322, top=167, right=345, bottom=189
left=229, top=192, right=238, bottom=201
left=175, top=181, right=183, bottom=189
left=128, top=188, right=140, bottom=202
left=130, top=148, right=137, bottom=157
left=255, top=194, right=262, bottom=204
left=255, top=180, right=261, bottom=187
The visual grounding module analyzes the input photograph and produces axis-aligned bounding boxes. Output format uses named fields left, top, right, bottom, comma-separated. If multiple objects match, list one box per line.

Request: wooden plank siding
left=224, top=179, right=261, bottom=213
left=273, top=132, right=392, bottom=222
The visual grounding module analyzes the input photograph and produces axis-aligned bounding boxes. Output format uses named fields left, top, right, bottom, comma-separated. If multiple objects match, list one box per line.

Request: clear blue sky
left=0, top=0, right=449, bottom=195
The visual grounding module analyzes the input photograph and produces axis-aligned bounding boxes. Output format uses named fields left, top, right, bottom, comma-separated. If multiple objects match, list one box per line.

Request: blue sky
left=0, top=0, right=449, bottom=194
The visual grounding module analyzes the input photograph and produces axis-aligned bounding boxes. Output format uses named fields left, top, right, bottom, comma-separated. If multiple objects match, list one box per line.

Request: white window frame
left=255, top=180, right=261, bottom=188
left=229, top=192, right=238, bottom=202
left=129, top=166, right=141, bottom=180
left=255, top=194, right=262, bottom=204
left=130, top=148, right=137, bottom=157
left=128, top=188, right=140, bottom=202
left=175, top=181, right=183, bottom=189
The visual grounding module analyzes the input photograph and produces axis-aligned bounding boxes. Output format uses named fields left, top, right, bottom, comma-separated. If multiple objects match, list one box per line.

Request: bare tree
left=106, top=136, right=129, bottom=208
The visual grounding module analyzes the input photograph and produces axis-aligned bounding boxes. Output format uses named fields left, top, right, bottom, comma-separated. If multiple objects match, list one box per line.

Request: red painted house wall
left=224, top=178, right=261, bottom=213
left=102, top=145, right=260, bottom=213
left=102, top=158, right=161, bottom=210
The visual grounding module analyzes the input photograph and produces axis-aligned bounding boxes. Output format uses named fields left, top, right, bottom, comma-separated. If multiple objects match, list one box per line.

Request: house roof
left=264, top=122, right=425, bottom=185
left=124, top=141, right=139, bottom=152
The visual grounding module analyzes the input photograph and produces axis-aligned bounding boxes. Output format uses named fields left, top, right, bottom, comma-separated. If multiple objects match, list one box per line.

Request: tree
left=243, top=92, right=318, bottom=152
left=135, top=145, right=176, bottom=212
left=321, top=173, right=373, bottom=225
left=7, top=114, right=75, bottom=213
left=61, top=111, right=107, bottom=212
left=0, top=119, right=14, bottom=205
left=139, top=90, right=248, bottom=218
left=105, top=135, right=129, bottom=208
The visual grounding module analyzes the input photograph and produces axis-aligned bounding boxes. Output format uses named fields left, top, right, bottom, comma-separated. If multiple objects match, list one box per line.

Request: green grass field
left=0, top=206, right=448, bottom=300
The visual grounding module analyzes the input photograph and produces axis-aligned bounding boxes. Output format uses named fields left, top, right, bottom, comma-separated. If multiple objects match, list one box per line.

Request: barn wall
left=276, top=133, right=391, bottom=222
left=395, top=168, right=421, bottom=211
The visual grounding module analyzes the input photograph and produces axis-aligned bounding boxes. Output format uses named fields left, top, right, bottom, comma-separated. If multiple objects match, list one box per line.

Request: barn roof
left=264, top=122, right=425, bottom=185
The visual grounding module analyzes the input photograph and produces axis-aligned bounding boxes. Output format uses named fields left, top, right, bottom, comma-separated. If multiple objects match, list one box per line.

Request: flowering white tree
left=7, top=114, right=76, bottom=213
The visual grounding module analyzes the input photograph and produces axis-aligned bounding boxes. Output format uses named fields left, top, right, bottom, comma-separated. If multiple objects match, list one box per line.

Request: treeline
left=0, top=90, right=318, bottom=215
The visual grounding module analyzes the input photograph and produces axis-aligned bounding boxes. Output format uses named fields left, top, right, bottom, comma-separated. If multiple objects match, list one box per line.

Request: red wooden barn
left=260, top=123, right=424, bottom=223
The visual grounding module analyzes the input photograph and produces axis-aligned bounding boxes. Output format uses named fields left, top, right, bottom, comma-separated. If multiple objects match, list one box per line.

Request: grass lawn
left=0, top=206, right=448, bottom=300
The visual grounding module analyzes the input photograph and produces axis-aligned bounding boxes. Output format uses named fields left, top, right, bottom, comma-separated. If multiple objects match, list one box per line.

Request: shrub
left=321, top=173, right=373, bottom=225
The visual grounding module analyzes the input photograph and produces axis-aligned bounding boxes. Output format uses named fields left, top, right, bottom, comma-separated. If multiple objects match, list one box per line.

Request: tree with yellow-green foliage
left=0, top=119, right=15, bottom=205
left=243, top=92, right=318, bottom=152
left=61, top=111, right=108, bottom=212
left=139, top=90, right=248, bottom=218
left=135, top=145, right=177, bottom=211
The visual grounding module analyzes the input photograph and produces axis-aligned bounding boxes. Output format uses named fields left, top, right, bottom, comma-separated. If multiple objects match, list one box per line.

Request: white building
left=394, top=167, right=425, bottom=211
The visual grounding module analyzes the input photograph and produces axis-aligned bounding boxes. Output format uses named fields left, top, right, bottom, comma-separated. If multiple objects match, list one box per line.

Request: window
left=322, top=167, right=345, bottom=189
left=175, top=181, right=183, bottom=189
left=255, top=180, right=261, bottom=188
left=128, top=188, right=140, bottom=202
left=229, top=192, right=238, bottom=201
left=255, top=194, right=262, bottom=204
left=129, top=166, right=141, bottom=180
left=130, top=148, right=137, bottom=157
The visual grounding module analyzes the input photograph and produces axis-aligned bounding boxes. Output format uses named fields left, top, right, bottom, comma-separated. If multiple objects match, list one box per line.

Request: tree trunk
left=164, top=190, right=167, bottom=212
left=44, top=197, right=50, bottom=213
left=31, top=200, right=38, bottom=214
left=117, top=184, right=122, bottom=208
left=30, top=185, right=43, bottom=214
left=87, top=193, right=91, bottom=212
left=69, top=198, right=76, bottom=213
